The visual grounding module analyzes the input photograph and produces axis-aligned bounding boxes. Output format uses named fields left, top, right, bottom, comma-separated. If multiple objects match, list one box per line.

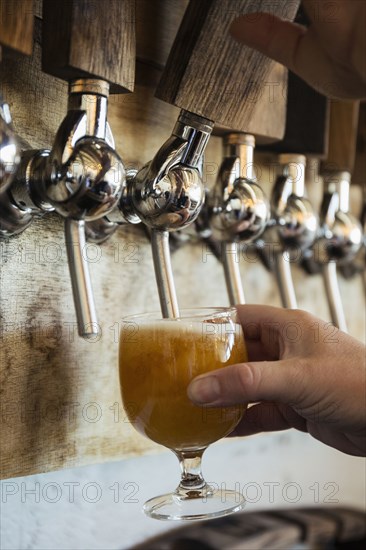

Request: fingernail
left=188, top=376, right=221, bottom=404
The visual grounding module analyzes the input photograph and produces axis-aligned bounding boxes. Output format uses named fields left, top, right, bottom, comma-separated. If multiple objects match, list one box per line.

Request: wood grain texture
left=42, top=0, right=135, bottom=93
left=215, top=62, right=289, bottom=143
left=156, top=0, right=300, bottom=131
left=0, top=0, right=34, bottom=55
left=257, top=71, right=330, bottom=156
left=322, top=100, right=360, bottom=173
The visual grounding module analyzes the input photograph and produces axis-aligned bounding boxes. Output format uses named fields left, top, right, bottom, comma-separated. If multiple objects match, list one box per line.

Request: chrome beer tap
left=266, top=154, right=318, bottom=309
left=207, top=133, right=269, bottom=305
left=314, top=171, right=363, bottom=331
left=0, top=95, right=20, bottom=193
left=0, top=80, right=125, bottom=337
left=110, top=110, right=213, bottom=318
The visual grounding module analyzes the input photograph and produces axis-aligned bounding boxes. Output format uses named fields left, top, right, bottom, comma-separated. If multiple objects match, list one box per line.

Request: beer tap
left=255, top=66, right=330, bottom=309
left=1, top=80, right=125, bottom=337
left=111, top=110, right=213, bottom=318
left=123, top=0, right=300, bottom=317
left=312, top=101, right=363, bottom=331
left=44, top=79, right=125, bottom=338
left=0, top=0, right=135, bottom=337
left=315, top=170, right=362, bottom=331
left=207, top=133, right=269, bottom=305
left=265, top=154, right=318, bottom=309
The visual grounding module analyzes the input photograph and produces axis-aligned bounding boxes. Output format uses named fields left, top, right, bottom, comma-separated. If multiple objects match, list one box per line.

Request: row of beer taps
left=1, top=81, right=364, bottom=339
left=205, top=135, right=364, bottom=333
left=0, top=80, right=213, bottom=335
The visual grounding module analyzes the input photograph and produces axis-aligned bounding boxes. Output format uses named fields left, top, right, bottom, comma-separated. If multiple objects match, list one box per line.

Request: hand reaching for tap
left=188, top=305, right=366, bottom=457
left=230, top=0, right=366, bottom=99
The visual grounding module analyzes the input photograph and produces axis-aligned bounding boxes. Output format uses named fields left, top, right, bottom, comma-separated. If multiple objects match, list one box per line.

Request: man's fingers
left=230, top=14, right=365, bottom=98
left=187, top=358, right=305, bottom=407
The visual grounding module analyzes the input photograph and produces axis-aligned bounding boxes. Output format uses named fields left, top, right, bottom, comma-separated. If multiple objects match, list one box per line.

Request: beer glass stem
left=175, top=449, right=208, bottom=496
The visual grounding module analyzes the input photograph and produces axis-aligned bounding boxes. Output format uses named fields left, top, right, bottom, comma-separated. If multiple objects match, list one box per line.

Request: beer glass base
left=143, top=488, right=245, bottom=521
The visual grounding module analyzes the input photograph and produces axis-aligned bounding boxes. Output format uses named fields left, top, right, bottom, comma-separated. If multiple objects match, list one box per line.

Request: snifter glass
left=119, top=307, right=247, bottom=521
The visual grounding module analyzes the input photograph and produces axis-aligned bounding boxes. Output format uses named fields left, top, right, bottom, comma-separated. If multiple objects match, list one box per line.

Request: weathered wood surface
left=0, top=0, right=34, bottom=55
left=156, top=0, right=300, bottom=134
left=42, top=0, right=135, bottom=93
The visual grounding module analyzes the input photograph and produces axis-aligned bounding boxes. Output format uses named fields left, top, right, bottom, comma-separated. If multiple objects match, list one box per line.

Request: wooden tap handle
left=42, top=0, right=135, bottom=93
left=322, top=101, right=360, bottom=173
left=0, top=0, right=34, bottom=55
left=156, top=0, right=300, bottom=130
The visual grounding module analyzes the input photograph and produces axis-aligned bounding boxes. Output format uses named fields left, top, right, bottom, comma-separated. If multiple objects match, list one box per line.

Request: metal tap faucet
left=207, top=133, right=269, bottom=305
left=315, top=171, right=363, bottom=331
left=267, top=154, right=318, bottom=308
left=1, top=79, right=125, bottom=337
left=44, top=80, right=124, bottom=337
left=117, top=110, right=213, bottom=318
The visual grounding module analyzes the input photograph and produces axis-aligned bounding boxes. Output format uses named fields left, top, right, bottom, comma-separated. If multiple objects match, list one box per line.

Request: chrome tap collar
left=10, top=149, right=54, bottom=213
left=172, top=110, right=213, bottom=169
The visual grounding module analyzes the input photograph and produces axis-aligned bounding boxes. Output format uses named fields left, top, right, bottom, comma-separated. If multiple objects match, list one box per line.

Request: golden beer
left=119, top=317, right=247, bottom=451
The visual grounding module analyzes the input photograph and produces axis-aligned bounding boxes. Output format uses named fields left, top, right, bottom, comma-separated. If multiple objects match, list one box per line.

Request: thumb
left=187, top=360, right=304, bottom=407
